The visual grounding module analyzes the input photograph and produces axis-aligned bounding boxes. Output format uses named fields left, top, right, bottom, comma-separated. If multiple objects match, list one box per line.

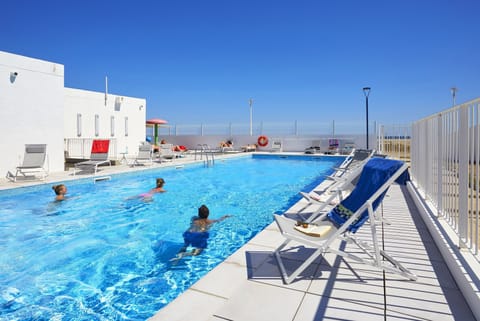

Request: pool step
left=94, top=176, right=111, bottom=183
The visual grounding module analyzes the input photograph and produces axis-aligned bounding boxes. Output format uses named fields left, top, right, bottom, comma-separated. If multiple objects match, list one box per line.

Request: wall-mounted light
left=114, top=97, right=123, bottom=111
left=139, top=105, right=144, bottom=111
left=10, top=72, right=18, bottom=83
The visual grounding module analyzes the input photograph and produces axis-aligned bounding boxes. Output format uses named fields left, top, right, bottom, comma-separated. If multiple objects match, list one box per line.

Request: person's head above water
left=52, top=184, right=66, bottom=195
left=156, top=178, right=165, bottom=188
left=198, top=205, right=209, bottom=219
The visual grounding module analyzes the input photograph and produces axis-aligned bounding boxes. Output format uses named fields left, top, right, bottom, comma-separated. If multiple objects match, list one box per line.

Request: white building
left=0, top=51, right=146, bottom=176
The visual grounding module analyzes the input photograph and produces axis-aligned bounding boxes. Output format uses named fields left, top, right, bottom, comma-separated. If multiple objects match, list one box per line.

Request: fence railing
left=151, top=120, right=372, bottom=137
left=64, top=138, right=117, bottom=159
left=411, top=98, right=480, bottom=258
left=376, top=124, right=411, bottom=162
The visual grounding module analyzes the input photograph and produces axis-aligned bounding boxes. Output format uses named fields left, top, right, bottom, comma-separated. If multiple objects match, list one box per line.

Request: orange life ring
left=257, top=135, right=269, bottom=147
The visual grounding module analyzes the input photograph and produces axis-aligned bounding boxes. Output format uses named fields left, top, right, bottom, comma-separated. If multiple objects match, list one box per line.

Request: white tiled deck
left=0, top=153, right=476, bottom=320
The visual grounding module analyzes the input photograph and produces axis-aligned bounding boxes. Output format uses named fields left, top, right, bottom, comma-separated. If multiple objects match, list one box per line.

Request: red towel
left=91, top=140, right=110, bottom=153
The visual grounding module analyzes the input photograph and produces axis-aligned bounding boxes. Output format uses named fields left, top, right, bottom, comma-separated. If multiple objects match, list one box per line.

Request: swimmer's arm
left=211, top=215, right=231, bottom=223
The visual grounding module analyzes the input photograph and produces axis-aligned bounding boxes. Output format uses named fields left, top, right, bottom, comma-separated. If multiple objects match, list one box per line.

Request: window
left=76, top=113, right=82, bottom=137
left=95, top=114, right=100, bottom=137
left=125, top=117, right=129, bottom=137
left=110, top=116, right=115, bottom=137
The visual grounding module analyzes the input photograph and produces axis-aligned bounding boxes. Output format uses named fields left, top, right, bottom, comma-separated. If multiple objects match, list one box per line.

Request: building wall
left=0, top=51, right=65, bottom=174
left=64, top=88, right=146, bottom=159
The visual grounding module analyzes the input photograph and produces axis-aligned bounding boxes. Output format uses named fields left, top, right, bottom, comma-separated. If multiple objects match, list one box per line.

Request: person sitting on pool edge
left=52, top=184, right=67, bottom=201
left=172, top=205, right=230, bottom=260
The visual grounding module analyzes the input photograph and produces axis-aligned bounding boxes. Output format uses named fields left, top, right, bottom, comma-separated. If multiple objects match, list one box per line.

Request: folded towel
left=294, top=224, right=332, bottom=237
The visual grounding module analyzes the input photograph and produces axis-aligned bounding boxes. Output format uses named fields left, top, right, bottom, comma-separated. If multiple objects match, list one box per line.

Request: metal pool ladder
left=194, top=144, right=215, bottom=167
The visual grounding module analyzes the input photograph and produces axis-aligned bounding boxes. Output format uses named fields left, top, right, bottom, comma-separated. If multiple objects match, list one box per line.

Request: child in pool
left=52, top=184, right=67, bottom=201
left=172, top=205, right=230, bottom=260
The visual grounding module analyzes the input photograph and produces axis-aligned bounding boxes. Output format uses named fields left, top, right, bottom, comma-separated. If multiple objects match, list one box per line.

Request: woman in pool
left=52, top=184, right=67, bottom=201
left=139, top=178, right=166, bottom=201
left=172, top=205, right=230, bottom=260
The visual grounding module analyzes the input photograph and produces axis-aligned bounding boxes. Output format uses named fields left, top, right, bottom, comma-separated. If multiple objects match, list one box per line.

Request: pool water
left=0, top=155, right=343, bottom=320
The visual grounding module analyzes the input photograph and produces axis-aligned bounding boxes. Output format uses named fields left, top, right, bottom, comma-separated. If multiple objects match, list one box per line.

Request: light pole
left=249, top=98, right=254, bottom=136
left=451, top=87, right=457, bottom=107
left=363, top=87, right=371, bottom=150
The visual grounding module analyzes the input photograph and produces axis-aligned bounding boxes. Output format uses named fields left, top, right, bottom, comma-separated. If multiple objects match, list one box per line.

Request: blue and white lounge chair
left=297, top=160, right=365, bottom=221
left=6, top=144, right=48, bottom=182
left=273, top=158, right=416, bottom=284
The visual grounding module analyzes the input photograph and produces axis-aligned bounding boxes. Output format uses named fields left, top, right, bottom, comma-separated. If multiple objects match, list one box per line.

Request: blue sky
left=2, top=0, right=479, bottom=127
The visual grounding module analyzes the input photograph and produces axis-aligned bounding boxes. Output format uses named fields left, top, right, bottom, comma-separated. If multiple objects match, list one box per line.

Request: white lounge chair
left=327, top=149, right=375, bottom=181
left=131, top=142, right=153, bottom=166
left=297, top=160, right=366, bottom=222
left=6, top=144, right=48, bottom=182
left=270, top=139, right=282, bottom=152
left=159, top=143, right=176, bottom=161
left=273, top=158, right=416, bottom=284
left=74, top=139, right=111, bottom=176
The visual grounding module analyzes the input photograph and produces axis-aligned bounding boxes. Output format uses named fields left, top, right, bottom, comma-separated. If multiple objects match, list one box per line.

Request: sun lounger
left=305, top=140, right=321, bottom=154
left=74, top=139, right=111, bottom=175
left=6, top=144, right=48, bottom=182
left=131, top=142, right=153, bottom=166
left=273, top=157, right=416, bottom=284
left=159, top=143, right=177, bottom=160
left=270, top=139, right=282, bottom=152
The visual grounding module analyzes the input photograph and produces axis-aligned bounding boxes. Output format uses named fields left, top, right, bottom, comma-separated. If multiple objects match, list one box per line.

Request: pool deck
left=0, top=153, right=477, bottom=321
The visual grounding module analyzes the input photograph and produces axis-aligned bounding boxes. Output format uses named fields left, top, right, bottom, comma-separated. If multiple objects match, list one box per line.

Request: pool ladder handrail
left=194, top=144, right=215, bottom=166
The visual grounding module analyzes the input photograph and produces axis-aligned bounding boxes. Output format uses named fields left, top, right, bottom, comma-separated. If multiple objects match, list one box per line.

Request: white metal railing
left=151, top=120, right=371, bottom=137
left=64, top=138, right=118, bottom=159
left=411, top=98, right=480, bottom=258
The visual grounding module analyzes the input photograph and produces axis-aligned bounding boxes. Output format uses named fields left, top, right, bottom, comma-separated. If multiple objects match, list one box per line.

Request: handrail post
left=458, top=105, right=468, bottom=248
left=437, top=113, right=443, bottom=217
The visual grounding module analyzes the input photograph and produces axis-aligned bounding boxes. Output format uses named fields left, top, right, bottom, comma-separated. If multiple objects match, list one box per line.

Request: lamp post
left=249, top=98, right=254, bottom=136
left=451, top=87, right=457, bottom=107
left=363, top=87, right=371, bottom=149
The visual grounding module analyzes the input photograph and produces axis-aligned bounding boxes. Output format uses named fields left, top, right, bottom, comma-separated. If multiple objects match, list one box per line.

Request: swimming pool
left=0, top=154, right=344, bottom=320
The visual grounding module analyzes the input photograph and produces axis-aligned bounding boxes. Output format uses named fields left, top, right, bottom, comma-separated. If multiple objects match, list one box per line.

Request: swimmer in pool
left=171, top=205, right=230, bottom=260
left=52, top=184, right=67, bottom=201
left=138, top=178, right=166, bottom=201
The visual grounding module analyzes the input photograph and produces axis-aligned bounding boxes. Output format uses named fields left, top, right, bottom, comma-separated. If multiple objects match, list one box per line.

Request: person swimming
left=52, top=184, right=67, bottom=201
left=138, top=178, right=166, bottom=201
left=172, top=205, right=230, bottom=260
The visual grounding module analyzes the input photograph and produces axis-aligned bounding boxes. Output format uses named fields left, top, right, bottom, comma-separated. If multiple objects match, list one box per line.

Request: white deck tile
left=385, top=285, right=476, bottom=320
left=225, top=242, right=274, bottom=268
left=190, top=261, right=250, bottom=299
left=248, top=254, right=320, bottom=291
left=212, top=281, right=305, bottom=321
left=294, top=293, right=386, bottom=321
left=148, top=287, right=227, bottom=321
